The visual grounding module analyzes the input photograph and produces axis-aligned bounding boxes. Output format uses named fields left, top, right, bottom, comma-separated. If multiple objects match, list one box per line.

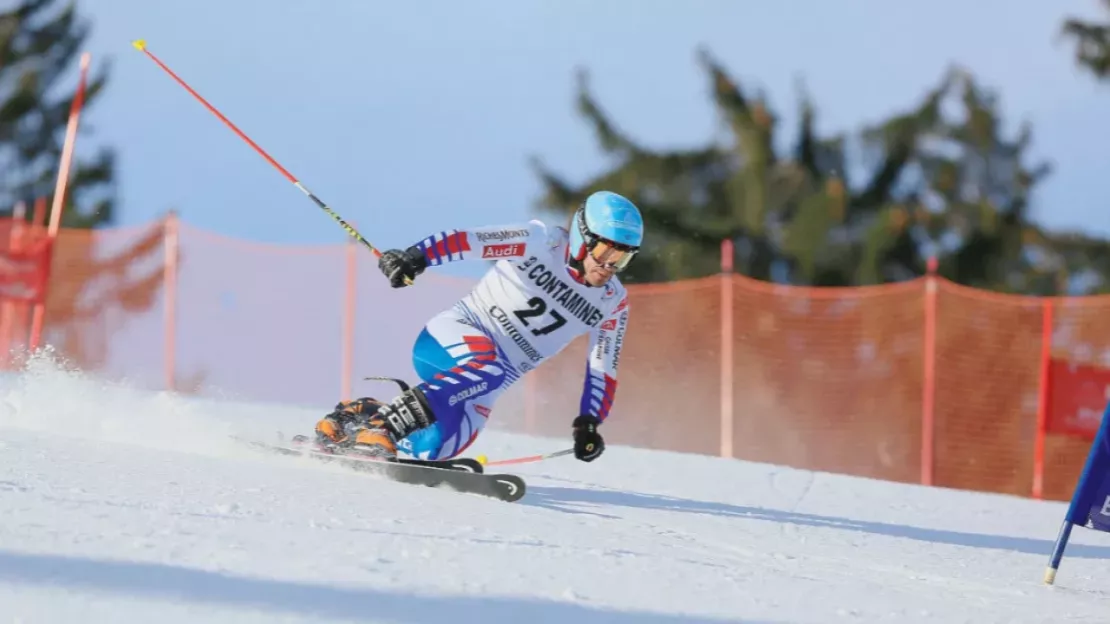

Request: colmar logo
left=601, top=319, right=617, bottom=331
left=482, top=243, right=525, bottom=259
left=449, top=381, right=488, bottom=406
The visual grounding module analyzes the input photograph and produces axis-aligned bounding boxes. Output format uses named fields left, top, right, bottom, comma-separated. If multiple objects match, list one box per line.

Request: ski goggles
left=587, top=238, right=638, bottom=271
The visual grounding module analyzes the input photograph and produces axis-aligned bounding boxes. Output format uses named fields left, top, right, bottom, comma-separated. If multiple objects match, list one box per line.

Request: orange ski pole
left=131, top=39, right=409, bottom=283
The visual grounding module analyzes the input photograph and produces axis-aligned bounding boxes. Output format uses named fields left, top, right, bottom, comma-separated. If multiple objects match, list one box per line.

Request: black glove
left=378, top=246, right=427, bottom=288
left=572, top=415, right=604, bottom=462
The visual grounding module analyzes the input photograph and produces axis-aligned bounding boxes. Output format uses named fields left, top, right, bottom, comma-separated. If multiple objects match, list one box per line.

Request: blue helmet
left=567, top=191, right=644, bottom=275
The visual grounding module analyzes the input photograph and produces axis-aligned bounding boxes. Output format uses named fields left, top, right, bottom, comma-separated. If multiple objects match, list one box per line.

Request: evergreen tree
left=0, top=0, right=112, bottom=225
left=531, top=48, right=1095, bottom=295
left=0, top=0, right=165, bottom=371
left=1062, top=0, right=1110, bottom=80
left=1053, top=1, right=1110, bottom=294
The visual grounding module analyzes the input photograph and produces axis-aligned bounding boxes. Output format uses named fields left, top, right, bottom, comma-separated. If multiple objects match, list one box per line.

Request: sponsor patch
left=476, top=229, right=529, bottom=243
left=482, top=243, right=526, bottom=259
left=449, top=382, right=488, bottom=406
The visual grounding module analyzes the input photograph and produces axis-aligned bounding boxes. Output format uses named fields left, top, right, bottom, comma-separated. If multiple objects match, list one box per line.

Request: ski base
left=334, top=455, right=526, bottom=503
left=233, top=435, right=525, bottom=503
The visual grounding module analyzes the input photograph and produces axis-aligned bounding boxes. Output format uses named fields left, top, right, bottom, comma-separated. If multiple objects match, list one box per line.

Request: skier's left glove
left=378, top=246, right=427, bottom=288
left=572, top=415, right=604, bottom=462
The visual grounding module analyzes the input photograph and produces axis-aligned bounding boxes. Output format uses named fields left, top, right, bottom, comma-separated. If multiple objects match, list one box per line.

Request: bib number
left=513, top=297, right=567, bottom=336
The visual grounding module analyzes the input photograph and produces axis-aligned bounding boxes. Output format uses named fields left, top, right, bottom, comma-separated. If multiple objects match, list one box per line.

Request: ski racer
left=313, top=190, right=643, bottom=464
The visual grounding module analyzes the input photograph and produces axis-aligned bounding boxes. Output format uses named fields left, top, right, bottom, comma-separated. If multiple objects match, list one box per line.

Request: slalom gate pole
left=480, top=448, right=574, bottom=467
left=130, top=39, right=410, bottom=284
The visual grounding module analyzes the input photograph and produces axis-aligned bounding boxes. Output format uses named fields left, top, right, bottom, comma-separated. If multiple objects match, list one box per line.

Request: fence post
left=163, top=211, right=179, bottom=392
left=921, top=256, right=938, bottom=486
left=341, top=230, right=356, bottom=402
left=1033, top=299, right=1054, bottom=499
left=0, top=201, right=27, bottom=365
left=720, top=239, right=734, bottom=459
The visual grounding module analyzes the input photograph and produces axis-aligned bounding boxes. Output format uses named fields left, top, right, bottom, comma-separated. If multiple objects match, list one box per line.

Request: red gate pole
left=720, top=239, right=734, bottom=459
left=163, top=211, right=179, bottom=391
left=1033, top=299, right=1054, bottom=499
left=921, top=256, right=938, bottom=486
left=28, top=52, right=91, bottom=351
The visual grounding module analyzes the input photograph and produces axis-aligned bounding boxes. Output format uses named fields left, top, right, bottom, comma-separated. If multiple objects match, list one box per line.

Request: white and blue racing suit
left=396, top=220, right=630, bottom=460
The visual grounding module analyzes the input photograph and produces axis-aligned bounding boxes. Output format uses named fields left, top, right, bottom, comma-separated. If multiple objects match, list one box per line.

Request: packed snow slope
left=1, top=356, right=1110, bottom=623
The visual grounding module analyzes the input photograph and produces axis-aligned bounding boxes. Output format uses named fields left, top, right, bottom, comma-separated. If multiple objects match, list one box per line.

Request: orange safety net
left=728, top=276, right=926, bottom=485
left=171, top=223, right=348, bottom=407
left=22, top=216, right=1110, bottom=502
left=5, top=219, right=165, bottom=380
left=0, top=217, right=46, bottom=365
left=0, top=218, right=52, bottom=303
left=0, top=217, right=51, bottom=358
left=528, top=276, right=723, bottom=456
left=1043, top=298, right=1110, bottom=500
left=931, top=282, right=1044, bottom=497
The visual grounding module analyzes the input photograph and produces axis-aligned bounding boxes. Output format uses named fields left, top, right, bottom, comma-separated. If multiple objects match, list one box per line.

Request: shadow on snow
left=523, top=485, right=1110, bottom=560
left=0, top=548, right=771, bottom=623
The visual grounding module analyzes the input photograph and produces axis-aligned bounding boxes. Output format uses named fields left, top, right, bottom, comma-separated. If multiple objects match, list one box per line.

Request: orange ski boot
left=349, top=415, right=399, bottom=460
left=314, top=397, right=385, bottom=448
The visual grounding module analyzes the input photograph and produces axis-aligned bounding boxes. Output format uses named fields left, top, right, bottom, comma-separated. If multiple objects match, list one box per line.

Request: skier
left=313, top=190, right=642, bottom=464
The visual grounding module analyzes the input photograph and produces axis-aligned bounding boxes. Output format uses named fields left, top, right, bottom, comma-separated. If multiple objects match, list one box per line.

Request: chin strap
left=564, top=247, right=591, bottom=286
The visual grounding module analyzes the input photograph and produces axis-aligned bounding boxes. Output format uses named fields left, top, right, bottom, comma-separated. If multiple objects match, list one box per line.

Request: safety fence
left=2, top=212, right=1108, bottom=502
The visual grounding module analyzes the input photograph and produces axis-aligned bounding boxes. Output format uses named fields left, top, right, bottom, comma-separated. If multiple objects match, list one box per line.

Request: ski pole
left=130, top=39, right=411, bottom=285
left=477, top=448, right=575, bottom=467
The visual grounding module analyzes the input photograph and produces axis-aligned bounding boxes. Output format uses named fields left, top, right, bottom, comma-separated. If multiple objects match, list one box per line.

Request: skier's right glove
left=572, top=415, right=604, bottom=462
left=378, top=246, right=427, bottom=288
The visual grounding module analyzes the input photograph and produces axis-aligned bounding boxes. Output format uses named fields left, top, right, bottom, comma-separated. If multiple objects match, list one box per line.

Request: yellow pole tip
left=1043, top=568, right=1057, bottom=585
left=476, top=454, right=488, bottom=465
left=131, top=39, right=147, bottom=51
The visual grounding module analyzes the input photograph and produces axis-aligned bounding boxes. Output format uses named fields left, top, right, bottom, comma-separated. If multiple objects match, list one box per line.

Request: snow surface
left=1, top=353, right=1110, bottom=622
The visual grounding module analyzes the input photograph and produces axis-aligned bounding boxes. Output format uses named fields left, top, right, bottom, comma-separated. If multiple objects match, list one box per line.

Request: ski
left=326, top=454, right=527, bottom=503
left=232, top=435, right=525, bottom=503
left=232, top=435, right=483, bottom=473
left=284, top=434, right=485, bottom=474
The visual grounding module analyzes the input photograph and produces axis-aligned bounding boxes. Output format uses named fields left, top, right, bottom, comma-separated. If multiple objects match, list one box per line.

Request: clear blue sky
left=71, top=0, right=1108, bottom=277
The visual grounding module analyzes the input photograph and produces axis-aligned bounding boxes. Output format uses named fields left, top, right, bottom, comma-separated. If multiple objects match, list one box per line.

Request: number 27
left=513, top=297, right=567, bottom=336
